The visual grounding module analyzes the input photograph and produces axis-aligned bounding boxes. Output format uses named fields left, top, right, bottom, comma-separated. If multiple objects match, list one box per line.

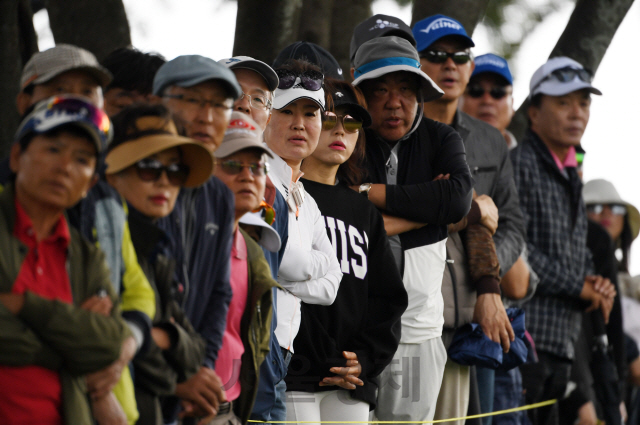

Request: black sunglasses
left=322, top=112, right=363, bottom=133
left=421, top=50, right=471, bottom=65
left=215, top=160, right=269, bottom=177
left=466, top=85, right=510, bottom=100
left=275, top=69, right=324, bottom=91
left=534, top=66, right=592, bottom=91
left=134, top=159, right=189, bottom=186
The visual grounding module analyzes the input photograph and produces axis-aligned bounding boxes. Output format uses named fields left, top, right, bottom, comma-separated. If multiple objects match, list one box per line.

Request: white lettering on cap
left=476, top=57, right=506, bottom=68
left=420, top=17, right=462, bottom=34
left=370, top=19, right=400, bottom=31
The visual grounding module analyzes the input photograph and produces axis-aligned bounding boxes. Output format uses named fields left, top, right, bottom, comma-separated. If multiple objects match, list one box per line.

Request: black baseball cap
left=326, top=85, right=371, bottom=128
left=272, top=41, right=344, bottom=80
left=350, top=14, right=416, bottom=64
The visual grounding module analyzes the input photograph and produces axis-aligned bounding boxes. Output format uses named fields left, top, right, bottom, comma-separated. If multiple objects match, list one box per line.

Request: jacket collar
left=452, top=111, right=471, bottom=144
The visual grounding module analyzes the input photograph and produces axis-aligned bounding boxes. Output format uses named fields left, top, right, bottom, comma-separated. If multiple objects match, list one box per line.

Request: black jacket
left=286, top=180, right=408, bottom=408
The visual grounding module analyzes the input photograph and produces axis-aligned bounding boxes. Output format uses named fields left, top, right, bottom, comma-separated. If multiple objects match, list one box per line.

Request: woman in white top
left=262, top=59, right=343, bottom=417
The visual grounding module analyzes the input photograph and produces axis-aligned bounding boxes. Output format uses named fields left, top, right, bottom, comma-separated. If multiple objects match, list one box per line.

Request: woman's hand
left=319, top=351, right=364, bottom=390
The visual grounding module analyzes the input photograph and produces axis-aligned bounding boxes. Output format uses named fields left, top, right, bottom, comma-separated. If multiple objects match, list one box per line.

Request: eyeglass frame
left=419, top=49, right=473, bottom=65
left=532, top=66, right=593, bottom=92
left=214, top=159, right=270, bottom=177
left=162, top=93, right=234, bottom=113
left=465, top=84, right=511, bottom=100
left=237, top=91, right=273, bottom=111
left=321, top=112, right=363, bottom=133
left=133, top=159, right=190, bottom=186
left=586, top=203, right=627, bottom=216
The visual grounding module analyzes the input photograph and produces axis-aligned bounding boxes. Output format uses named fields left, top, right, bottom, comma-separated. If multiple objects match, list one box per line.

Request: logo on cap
left=476, top=56, right=506, bottom=68
left=370, top=19, right=400, bottom=31
left=420, top=17, right=462, bottom=34
left=335, top=92, right=344, bottom=98
left=225, top=58, right=241, bottom=64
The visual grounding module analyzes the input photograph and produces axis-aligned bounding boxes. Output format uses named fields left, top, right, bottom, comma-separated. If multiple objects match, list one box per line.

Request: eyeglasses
left=466, top=85, right=510, bottom=100
left=134, top=159, right=190, bottom=186
left=275, top=69, right=324, bottom=91
left=322, top=112, right=363, bottom=133
left=420, top=50, right=471, bottom=65
left=238, top=92, right=272, bottom=111
left=162, top=94, right=233, bottom=113
left=587, top=204, right=627, bottom=216
left=534, top=66, right=592, bottom=90
left=252, top=200, right=276, bottom=225
left=215, top=159, right=269, bottom=177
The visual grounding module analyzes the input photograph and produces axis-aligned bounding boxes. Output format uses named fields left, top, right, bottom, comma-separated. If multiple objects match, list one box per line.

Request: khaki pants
left=433, top=358, right=471, bottom=425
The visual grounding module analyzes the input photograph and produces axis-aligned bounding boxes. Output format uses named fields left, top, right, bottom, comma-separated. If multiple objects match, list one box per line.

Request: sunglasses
left=421, top=50, right=471, bottom=65
left=275, top=69, right=324, bottom=91
left=216, top=159, right=269, bottom=177
left=466, top=85, right=510, bottom=100
left=322, top=112, right=363, bottom=133
left=534, top=66, right=593, bottom=90
left=252, top=200, right=276, bottom=225
left=134, top=159, right=190, bottom=186
left=587, top=204, right=627, bottom=216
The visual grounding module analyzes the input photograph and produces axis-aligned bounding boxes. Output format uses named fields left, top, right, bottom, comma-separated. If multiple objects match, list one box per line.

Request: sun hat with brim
left=218, top=56, right=279, bottom=92
left=529, top=56, right=602, bottom=100
left=214, top=111, right=274, bottom=159
left=239, top=211, right=281, bottom=252
left=21, top=44, right=112, bottom=90
left=272, top=80, right=325, bottom=111
left=153, top=55, right=242, bottom=100
left=326, top=85, right=372, bottom=128
left=15, top=95, right=111, bottom=154
left=583, top=179, right=640, bottom=240
left=105, top=116, right=213, bottom=188
left=352, top=36, right=444, bottom=103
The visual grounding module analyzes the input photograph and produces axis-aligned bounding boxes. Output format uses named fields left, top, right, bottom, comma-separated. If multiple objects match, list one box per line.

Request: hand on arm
left=319, top=351, right=364, bottom=390
left=349, top=184, right=386, bottom=209
left=580, top=275, right=616, bottom=323
left=0, top=293, right=24, bottom=314
left=382, top=214, right=426, bottom=236
left=85, top=335, right=137, bottom=399
left=91, top=392, right=128, bottom=425
left=474, top=194, right=499, bottom=235
left=473, top=293, right=514, bottom=352
left=175, top=366, right=227, bottom=419
left=500, top=255, right=530, bottom=300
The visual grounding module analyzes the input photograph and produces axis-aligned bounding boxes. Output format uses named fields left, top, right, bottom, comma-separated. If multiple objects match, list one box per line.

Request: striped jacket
left=510, top=130, right=592, bottom=359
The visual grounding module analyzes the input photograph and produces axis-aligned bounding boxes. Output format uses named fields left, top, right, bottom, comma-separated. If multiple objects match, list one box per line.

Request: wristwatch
left=358, top=183, right=372, bottom=198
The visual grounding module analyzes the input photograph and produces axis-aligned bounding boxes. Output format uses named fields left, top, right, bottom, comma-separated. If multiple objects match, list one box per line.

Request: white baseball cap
left=529, top=57, right=602, bottom=99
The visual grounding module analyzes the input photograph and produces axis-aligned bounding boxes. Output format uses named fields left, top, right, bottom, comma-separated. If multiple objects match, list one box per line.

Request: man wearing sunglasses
left=510, top=57, right=614, bottom=425
left=461, top=54, right=516, bottom=149
left=153, top=55, right=244, bottom=421
left=411, top=15, right=526, bottom=424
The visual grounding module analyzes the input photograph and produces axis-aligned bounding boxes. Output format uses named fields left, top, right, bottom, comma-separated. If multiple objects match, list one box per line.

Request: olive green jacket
left=0, top=184, right=132, bottom=424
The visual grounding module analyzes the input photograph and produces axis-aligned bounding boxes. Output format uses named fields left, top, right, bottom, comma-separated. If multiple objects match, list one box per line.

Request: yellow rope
left=247, top=398, right=557, bottom=424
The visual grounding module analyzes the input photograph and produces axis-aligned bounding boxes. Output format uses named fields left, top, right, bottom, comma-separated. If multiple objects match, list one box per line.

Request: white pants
left=286, top=390, right=370, bottom=425
left=374, top=337, right=447, bottom=422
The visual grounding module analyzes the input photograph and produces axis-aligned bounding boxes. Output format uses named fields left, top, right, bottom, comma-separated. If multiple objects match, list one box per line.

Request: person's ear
left=16, top=92, right=32, bottom=116
left=9, top=143, right=22, bottom=173
left=83, top=174, right=99, bottom=198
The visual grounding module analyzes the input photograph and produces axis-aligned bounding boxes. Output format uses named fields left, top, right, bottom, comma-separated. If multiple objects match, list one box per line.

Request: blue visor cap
left=472, top=53, right=513, bottom=85
left=412, top=14, right=475, bottom=53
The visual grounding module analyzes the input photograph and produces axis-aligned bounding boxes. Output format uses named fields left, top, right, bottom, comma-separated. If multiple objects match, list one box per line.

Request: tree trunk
left=329, top=0, right=373, bottom=80
left=0, top=0, right=38, bottom=157
left=47, top=0, right=131, bottom=60
left=411, top=0, right=491, bottom=36
left=298, top=0, right=334, bottom=46
left=508, top=0, right=635, bottom=141
left=233, top=0, right=300, bottom=64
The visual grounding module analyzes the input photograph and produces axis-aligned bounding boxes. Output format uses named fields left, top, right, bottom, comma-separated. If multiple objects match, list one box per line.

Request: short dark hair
left=101, top=47, right=166, bottom=95
left=323, top=78, right=368, bottom=186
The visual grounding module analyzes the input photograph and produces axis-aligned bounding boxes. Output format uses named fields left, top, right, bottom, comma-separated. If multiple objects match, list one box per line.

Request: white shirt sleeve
left=277, top=195, right=342, bottom=305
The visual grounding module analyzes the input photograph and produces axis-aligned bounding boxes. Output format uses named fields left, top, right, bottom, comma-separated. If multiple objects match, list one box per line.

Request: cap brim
left=273, top=87, right=325, bottom=110
left=228, top=61, right=279, bottom=92
left=530, top=80, right=602, bottom=99
left=105, top=135, right=214, bottom=188
left=352, top=65, right=444, bottom=102
left=333, top=101, right=372, bottom=128
left=238, top=211, right=281, bottom=252
left=32, top=65, right=113, bottom=89
left=214, top=139, right=274, bottom=159
left=173, top=75, right=242, bottom=100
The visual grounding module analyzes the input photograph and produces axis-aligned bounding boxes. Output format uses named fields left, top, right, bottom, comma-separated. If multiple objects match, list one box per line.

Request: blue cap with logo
left=412, top=14, right=475, bottom=53
left=471, top=54, right=513, bottom=85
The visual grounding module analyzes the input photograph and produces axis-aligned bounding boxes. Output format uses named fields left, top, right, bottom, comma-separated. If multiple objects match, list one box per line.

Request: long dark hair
left=618, top=217, right=633, bottom=273
left=323, top=78, right=367, bottom=186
